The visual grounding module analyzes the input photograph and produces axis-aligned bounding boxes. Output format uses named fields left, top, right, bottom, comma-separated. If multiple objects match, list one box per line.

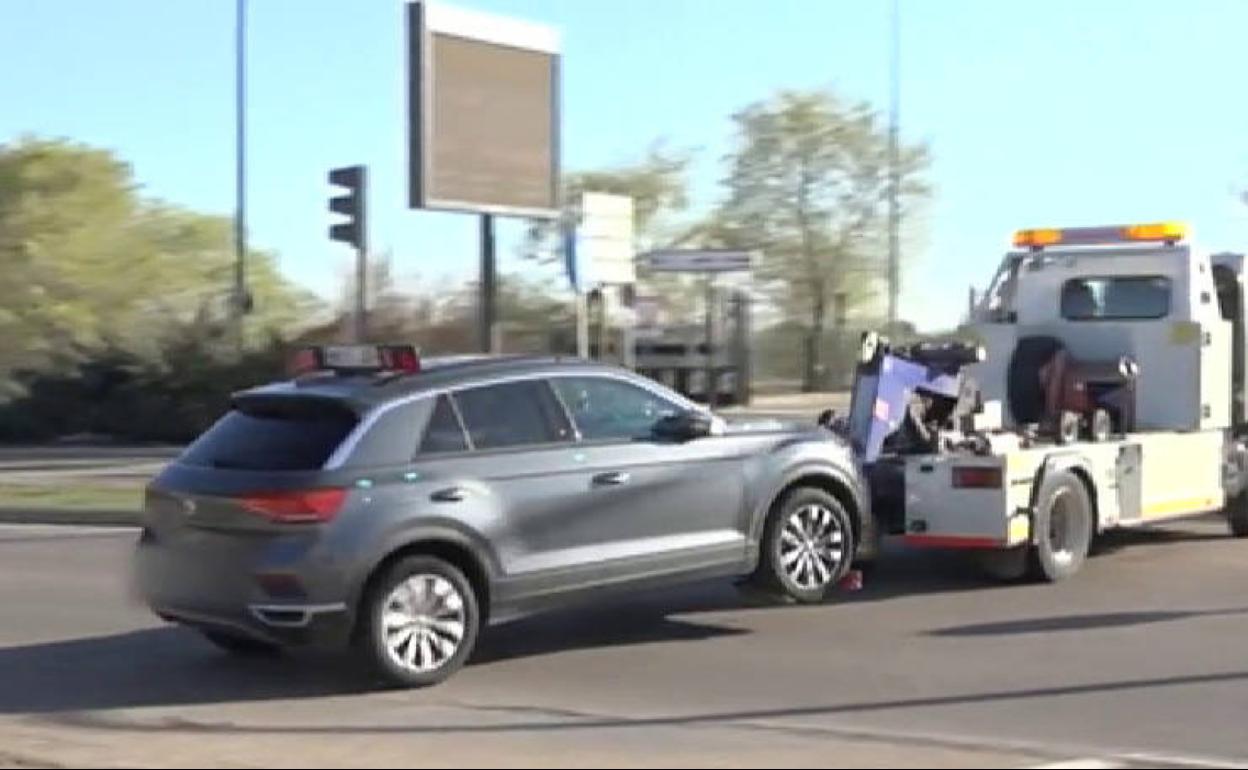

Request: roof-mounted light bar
left=1013, top=221, right=1187, bottom=250
left=288, top=345, right=421, bottom=377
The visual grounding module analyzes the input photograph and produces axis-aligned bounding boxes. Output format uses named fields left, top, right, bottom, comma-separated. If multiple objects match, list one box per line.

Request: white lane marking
left=1034, top=754, right=1248, bottom=769
left=0, top=524, right=139, bottom=539
left=1118, top=752, right=1248, bottom=768
left=1032, top=761, right=1126, bottom=769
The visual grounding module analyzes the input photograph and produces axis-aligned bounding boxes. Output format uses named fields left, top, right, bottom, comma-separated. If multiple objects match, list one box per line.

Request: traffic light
left=328, top=165, right=367, bottom=250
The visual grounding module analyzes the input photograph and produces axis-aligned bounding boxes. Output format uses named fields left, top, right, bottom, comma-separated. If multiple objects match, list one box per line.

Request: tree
left=523, top=144, right=703, bottom=322
left=0, top=137, right=316, bottom=396
left=714, top=89, right=930, bottom=390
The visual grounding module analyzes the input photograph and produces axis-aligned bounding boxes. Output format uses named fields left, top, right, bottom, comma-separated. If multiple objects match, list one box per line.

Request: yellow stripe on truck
left=1007, top=514, right=1031, bottom=546
left=1143, top=496, right=1220, bottom=519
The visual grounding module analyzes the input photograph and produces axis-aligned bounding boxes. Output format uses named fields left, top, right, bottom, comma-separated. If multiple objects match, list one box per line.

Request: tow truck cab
left=856, top=222, right=1248, bottom=579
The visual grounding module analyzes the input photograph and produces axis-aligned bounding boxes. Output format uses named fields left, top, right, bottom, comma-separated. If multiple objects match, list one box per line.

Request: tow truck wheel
left=1028, top=471, right=1093, bottom=581
left=752, top=487, right=855, bottom=603
left=1224, top=490, right=1248, bottom=537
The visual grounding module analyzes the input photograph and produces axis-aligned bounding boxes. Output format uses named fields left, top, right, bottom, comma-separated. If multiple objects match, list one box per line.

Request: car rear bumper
left=134, top=524, right=357, bottom=650
left=152, top=601, right=353, bottom=649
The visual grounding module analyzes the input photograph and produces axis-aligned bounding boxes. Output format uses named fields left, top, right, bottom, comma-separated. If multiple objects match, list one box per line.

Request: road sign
left=642, top=249, right=755, bottom=273
left=577, top=192, right=634, bottom=286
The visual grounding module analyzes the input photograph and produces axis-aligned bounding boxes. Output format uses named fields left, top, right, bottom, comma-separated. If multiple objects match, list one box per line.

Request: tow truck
left=845, top=221, right=1248, bottom=580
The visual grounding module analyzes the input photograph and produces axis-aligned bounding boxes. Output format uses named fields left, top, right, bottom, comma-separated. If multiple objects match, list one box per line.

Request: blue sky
left=3, top=0, right=1246, bottom=330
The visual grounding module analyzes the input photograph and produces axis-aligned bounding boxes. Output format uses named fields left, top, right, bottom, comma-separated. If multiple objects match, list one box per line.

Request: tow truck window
left=1060, top=276, right=1171, bottom=321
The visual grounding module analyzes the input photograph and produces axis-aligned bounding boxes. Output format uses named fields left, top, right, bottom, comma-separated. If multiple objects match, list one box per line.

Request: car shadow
left=0, top=611, right=747, bottom=715
left=0, top=522, right=1225, bottom=716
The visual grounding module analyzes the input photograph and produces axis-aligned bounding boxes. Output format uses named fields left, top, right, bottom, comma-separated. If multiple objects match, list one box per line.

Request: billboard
left=407, top=2, right=561, bottom=217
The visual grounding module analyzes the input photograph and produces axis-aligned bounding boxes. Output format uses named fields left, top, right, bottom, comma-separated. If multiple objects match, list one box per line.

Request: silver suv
left=135, top=348, right=872, bottom=687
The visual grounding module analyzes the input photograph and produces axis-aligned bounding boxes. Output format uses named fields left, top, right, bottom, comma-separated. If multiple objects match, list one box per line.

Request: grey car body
left=135, top=356, right=872, bottom=680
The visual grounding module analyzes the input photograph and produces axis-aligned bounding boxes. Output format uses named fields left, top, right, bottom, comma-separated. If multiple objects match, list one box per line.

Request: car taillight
left=239, top=488, right=347, bottom=523
left=951, top=466, right=1003, bottom=489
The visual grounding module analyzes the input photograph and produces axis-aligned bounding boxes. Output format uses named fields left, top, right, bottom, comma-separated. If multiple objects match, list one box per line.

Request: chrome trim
left=323, top=368, right=703, bottom=470
left=248, top=602, right=348, bottom=628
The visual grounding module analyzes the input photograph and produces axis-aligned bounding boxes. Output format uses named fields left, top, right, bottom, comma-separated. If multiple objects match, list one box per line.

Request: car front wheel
left=753, top=487, right=855, bottom=603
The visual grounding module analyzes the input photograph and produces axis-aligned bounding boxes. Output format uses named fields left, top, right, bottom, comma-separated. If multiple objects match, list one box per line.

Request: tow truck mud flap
left=902, top=455, right=1026, bottom=548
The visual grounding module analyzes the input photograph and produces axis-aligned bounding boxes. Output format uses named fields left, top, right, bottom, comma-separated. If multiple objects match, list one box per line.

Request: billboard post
left=407, top=1, right=561, bottom=353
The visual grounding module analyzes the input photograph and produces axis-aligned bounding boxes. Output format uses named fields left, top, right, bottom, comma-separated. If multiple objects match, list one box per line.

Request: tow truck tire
left=1008, top=335, right=1064, bottom=424
left=1028, top=471, right=1093, bottom=582
left=1224, top=490, right=1248, bottom=537
left=752, top=487, right=855, bottom=604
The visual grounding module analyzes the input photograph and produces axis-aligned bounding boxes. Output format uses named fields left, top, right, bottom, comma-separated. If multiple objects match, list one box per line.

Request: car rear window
left=181, top=399, right=358, bottom=471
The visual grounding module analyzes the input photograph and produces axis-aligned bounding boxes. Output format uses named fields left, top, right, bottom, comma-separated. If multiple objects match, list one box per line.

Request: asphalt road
left=1, top=518, right=1246, bottom=769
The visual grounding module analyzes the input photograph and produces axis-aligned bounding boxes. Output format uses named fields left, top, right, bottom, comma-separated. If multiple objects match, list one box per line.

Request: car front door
left=544, top=374, right=751, bottom=580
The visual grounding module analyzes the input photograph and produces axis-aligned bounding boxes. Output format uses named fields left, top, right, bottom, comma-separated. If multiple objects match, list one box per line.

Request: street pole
left=576, top=291, right=589, bottom=358
left=480, top=213, right=497, bottom=353
left=886, top=0, right=901, bottom=330
left=704, top=273, right=716, bottom=409
left=233, top=0, right=247, bottom=355
left=354, top=232, right=368, bottom=344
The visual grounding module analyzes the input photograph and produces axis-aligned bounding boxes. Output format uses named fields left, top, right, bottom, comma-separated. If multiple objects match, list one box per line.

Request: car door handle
left=592, top=471, right=631, bottom=487
left=430, top=487, right=466, bottom=503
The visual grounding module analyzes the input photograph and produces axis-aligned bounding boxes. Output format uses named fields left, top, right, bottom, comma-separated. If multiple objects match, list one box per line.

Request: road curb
left=0, top=508, right=140, bottom=527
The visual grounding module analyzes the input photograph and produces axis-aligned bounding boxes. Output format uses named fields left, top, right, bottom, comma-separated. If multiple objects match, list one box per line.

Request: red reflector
left=240, top=488, right=347, bottom=523
left=288, top=348, right=323, bottom=377
left=951, top=466, right=1003, bottom=489
left=379, top=345, right=421, bottom=373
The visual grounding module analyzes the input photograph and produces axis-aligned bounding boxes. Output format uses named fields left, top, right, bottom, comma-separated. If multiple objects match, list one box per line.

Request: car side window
left=551, top=376, right=682, bottom=441
left=418, top=395, right=469, bottom=455
left=453, top=380, right=573, bottom=450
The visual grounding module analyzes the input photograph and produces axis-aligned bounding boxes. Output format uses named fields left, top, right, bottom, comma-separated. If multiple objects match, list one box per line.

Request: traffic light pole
left=480, top=213, right=497, bottom=353
left=233, top=0, right=247, bottom=355
left=704, top=273, right=716, bottom=409
left=354, top=229, right=368, bottom=344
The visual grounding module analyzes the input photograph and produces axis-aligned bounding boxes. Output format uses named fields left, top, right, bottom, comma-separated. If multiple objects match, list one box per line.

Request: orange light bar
left=1122, top=221, right=1187, bottom=242
left=1013, top=221, right=1187, bottom=249
left=1012, top=228, right=1063, bottom=248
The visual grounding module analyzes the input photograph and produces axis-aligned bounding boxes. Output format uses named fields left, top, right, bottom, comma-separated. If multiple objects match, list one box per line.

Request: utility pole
left=480, top=214, right=497, bottom=353
left=233, top=0, right=248, bottom=353
left=886, top=0, right=901, bottom=329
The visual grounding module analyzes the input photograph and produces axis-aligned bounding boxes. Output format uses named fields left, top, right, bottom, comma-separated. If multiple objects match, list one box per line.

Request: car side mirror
left=653, top=411, right=713, bottom=441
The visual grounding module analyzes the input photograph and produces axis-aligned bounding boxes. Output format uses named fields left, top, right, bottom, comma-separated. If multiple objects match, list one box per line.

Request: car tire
left=358, top=555, right=480, bottom=688
left=1028, top=470, right=1093, bottom=581
left=752, top=487, right=855, bottom=603
left=199, top=629, right=281, bottom=656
